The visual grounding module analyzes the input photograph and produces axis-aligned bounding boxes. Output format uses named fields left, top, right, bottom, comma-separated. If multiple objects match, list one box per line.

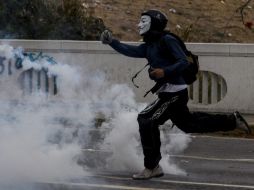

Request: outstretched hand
left=100, top=30, right=113, bottom=44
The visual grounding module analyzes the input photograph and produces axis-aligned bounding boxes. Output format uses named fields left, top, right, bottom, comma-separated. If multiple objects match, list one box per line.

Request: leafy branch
left=237, top=0, right=252, bottom=24
left=223, top=0, right=253, bottom=37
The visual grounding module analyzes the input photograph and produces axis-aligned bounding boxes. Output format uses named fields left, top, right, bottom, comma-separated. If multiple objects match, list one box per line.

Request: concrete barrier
left=20, top=69, right=57, bottom=95
left=1, top=40, right=254, bottom=113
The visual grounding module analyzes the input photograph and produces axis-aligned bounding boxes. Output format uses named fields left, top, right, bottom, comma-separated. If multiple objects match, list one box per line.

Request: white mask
left=138, top=15, right=151, bottom=35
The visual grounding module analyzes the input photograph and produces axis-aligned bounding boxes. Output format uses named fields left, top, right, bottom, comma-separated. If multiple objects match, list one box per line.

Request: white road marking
left=81, top=149, right=254, bottom=163
left=191, top=134, right=254, bottom=141
left=170, top=155, right=254, bottom=163
left=94, top=175, right=254, bottom=189
left=155, top=179, right=254, bottom=189
left=43, top=181, right=170, bottom=190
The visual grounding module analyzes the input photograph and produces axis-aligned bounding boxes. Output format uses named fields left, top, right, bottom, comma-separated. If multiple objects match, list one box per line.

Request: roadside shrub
left=0, top=0, right=106, bottom=40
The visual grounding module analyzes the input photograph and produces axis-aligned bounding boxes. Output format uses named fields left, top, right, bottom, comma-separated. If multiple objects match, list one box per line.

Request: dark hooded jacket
left=109, top=32, right=189, bottom=85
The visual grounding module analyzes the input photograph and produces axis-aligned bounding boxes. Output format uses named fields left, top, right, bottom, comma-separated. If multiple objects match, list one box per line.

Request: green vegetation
left=0, top=0, right=106, bottom=40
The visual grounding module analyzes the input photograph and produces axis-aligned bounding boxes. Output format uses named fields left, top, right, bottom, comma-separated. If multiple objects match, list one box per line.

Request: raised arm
left=101, top=30, right=147, bottom=58
left=109, top=39, right=147, bottom=58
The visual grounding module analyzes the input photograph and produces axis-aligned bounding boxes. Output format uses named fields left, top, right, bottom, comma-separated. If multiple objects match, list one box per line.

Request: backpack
left=159, top=32, right=199, bottom=85
left=131, top=32, right=199, bottom=97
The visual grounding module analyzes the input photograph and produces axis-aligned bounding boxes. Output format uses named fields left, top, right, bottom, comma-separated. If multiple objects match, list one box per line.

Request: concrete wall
left=1, top=40, right=254, bottom=113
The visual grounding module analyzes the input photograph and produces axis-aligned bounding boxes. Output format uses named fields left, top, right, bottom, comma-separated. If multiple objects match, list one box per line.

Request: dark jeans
left=137, top=88, right=236, bottom=170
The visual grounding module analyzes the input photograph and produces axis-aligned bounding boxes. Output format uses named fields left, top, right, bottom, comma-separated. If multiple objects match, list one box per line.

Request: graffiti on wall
left=0, top=51, right=57, bottom=76
left=0, top=48, right=58, bottom=95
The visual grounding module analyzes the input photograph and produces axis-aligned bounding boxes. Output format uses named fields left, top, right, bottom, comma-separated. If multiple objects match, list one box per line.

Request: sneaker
left=132, top=165, right=164, bottom=180
left=234, top=111, right=252, bottom=134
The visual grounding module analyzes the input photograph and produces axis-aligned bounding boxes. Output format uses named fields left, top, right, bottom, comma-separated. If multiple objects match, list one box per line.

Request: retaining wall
left=1, top=40, right=254, bottom=113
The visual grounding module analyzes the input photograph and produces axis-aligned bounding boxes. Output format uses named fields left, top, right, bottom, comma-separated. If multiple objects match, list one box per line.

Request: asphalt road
left=38, top=135, right=254, bottom=190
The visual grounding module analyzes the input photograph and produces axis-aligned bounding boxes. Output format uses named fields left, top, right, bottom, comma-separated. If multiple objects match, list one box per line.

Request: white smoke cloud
left=101, top=112, right=191, bottom=175
left=101, top=111, right=143, bottom=172
left=160, top=124, right=192, bottom=175
left=0, top=44, right=191, bottom=186
left=0, top=44, right=14, bottom=59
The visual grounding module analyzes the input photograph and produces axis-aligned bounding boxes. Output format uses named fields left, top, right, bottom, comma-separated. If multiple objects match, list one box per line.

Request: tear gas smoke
left=0, top=44, right=191, bottom=186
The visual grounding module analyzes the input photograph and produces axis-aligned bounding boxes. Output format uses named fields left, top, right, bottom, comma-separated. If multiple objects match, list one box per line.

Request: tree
left=0, top=0, right=106, bottom=40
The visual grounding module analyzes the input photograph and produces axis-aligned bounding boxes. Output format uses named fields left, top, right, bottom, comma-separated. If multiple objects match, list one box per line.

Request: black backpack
left=159, top=32, right=199, bottom=85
